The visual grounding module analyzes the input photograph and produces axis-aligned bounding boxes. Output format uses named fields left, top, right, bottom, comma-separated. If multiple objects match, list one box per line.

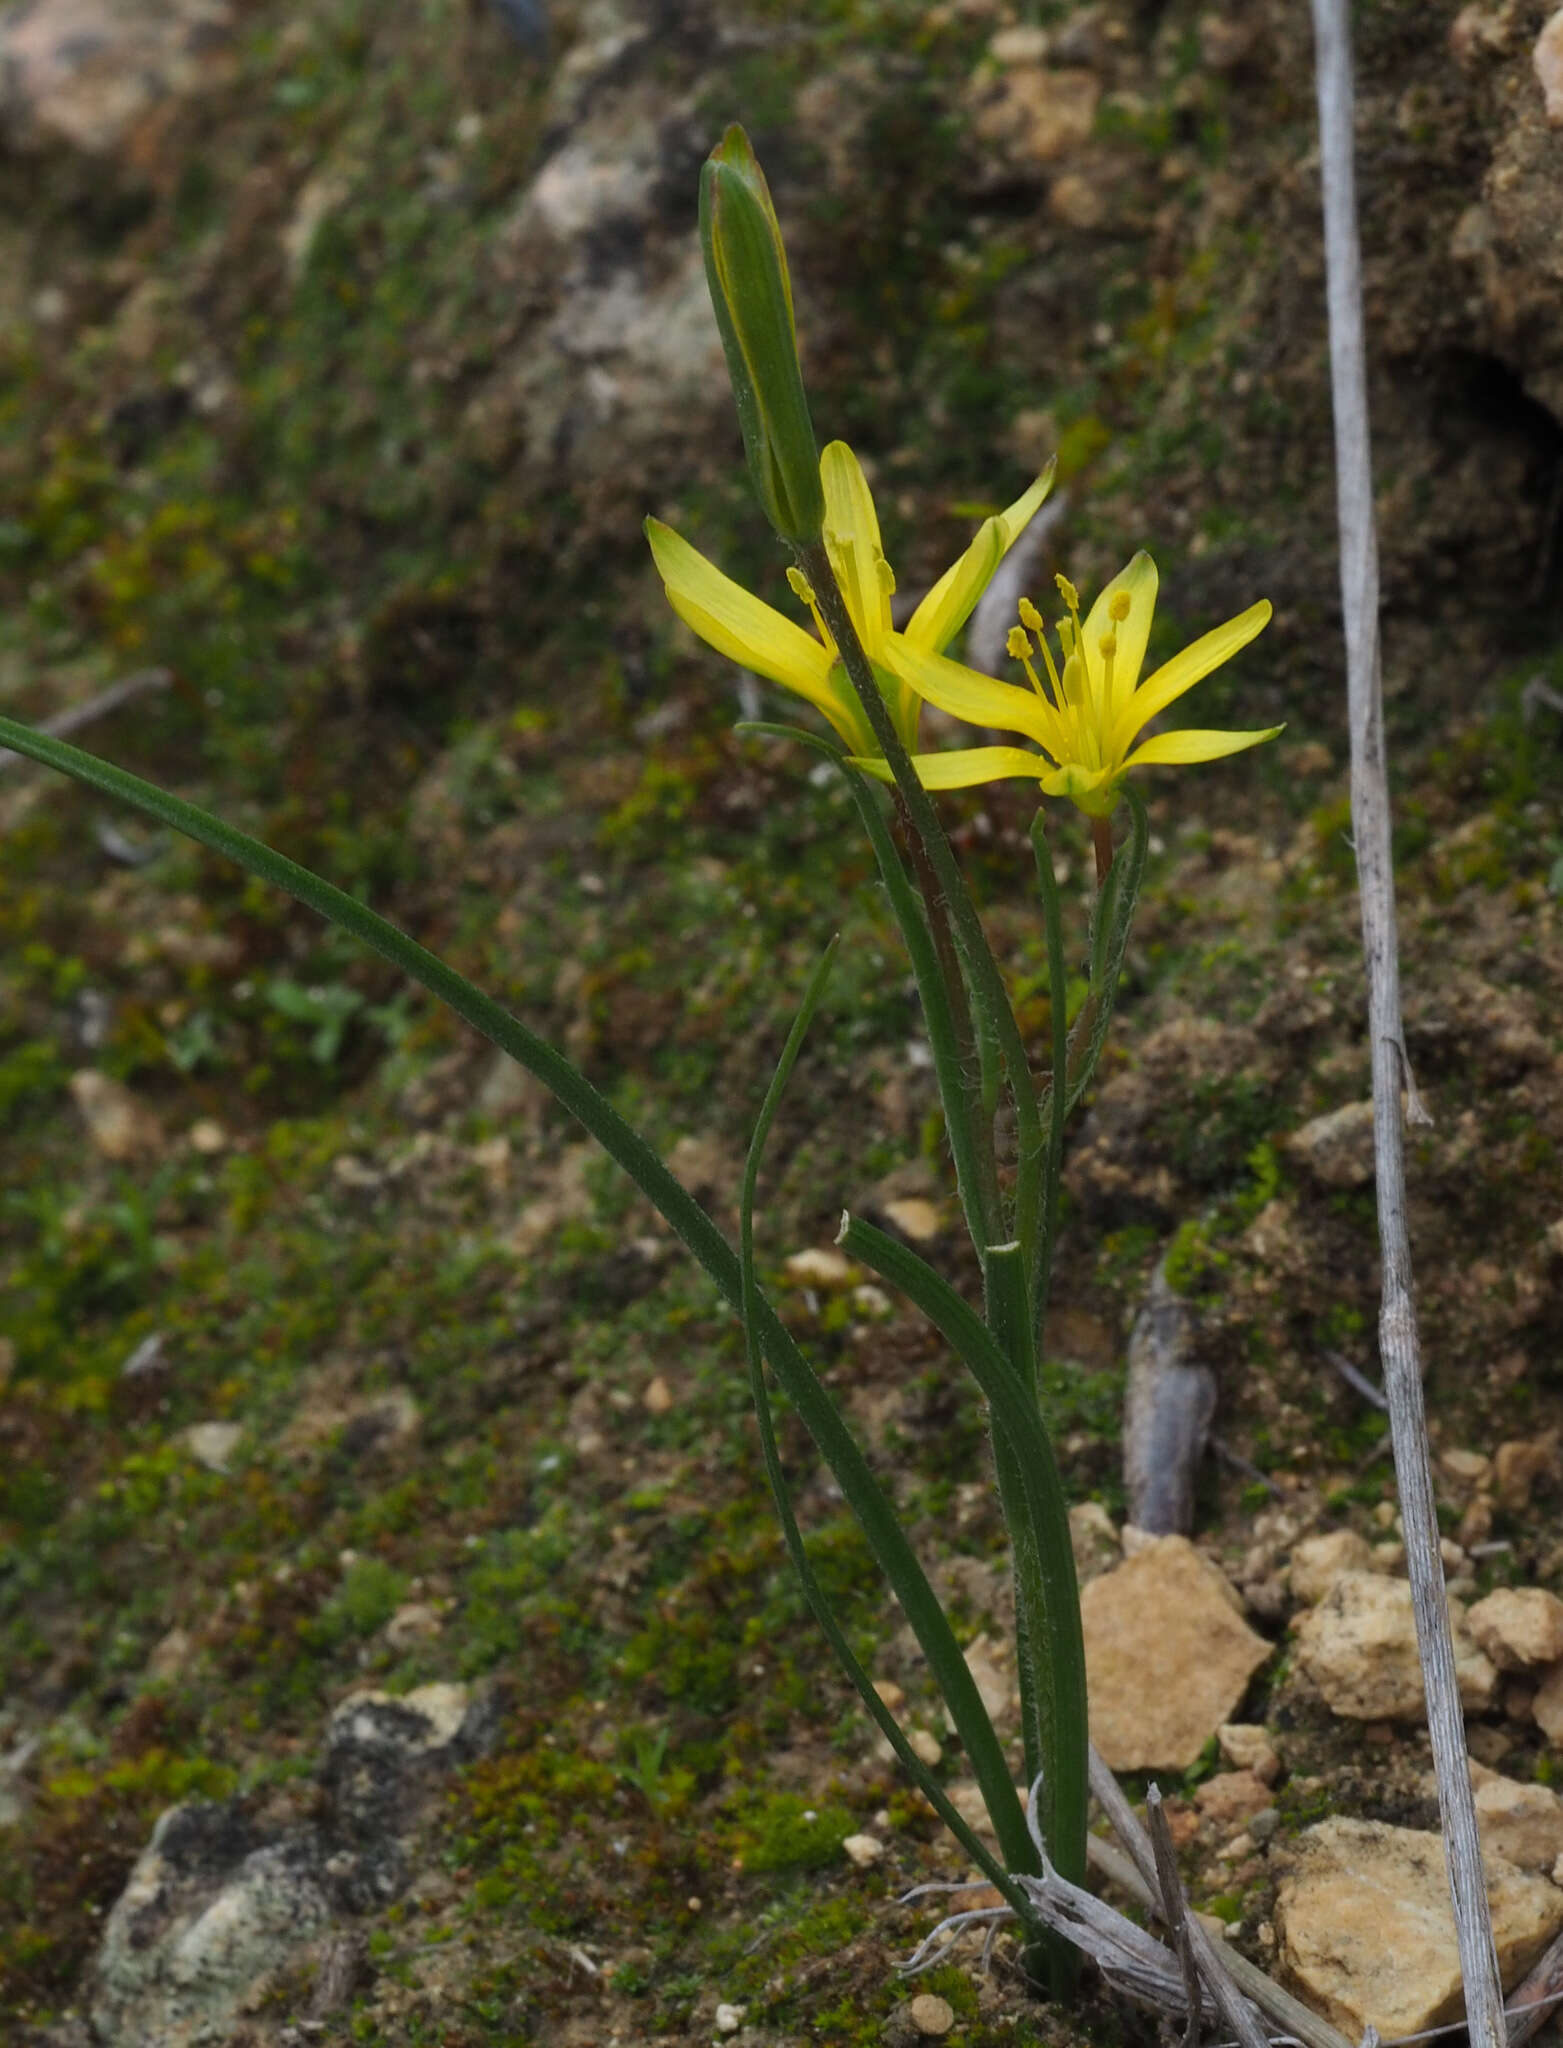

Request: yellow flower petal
left=884, top=636, right=1068, bottom=762
left=1110, top=600, right=1272, bottom=757
left=852, top=746, right=1050, bottom=790
left=1040, top=761, right=1114, bottom=803
left=905, top=460, right=1056, bottom=655
left=647, top=517, right=835, bottom=700
left=1123, top=723, right=1285, bottom=768
left=905, top=517, right=1004, bottom=654
left=821, top=441, right=891, bottom=655
left=1081, top=550, right=1156, bottom=725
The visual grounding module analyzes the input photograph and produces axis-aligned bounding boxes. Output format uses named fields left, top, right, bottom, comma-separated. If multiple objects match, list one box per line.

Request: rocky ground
left=1, top=0, right=1562, bottom=2043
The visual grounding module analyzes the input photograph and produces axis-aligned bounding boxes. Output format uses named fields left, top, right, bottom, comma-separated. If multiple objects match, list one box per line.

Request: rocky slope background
left=1, top=0, right=1562, bottom=2042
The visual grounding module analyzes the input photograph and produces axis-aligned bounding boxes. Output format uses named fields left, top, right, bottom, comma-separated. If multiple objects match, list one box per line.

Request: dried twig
left=0, top=668, right=173, bottom=774
left=1087, top=1749, right=1274, bottom=2048
left=1308, top=3, right=1505, bottom=2043
left=1504, top=1928, right=1563, bottom=2048
left=1146, top=1785, right=1205, bottom=2048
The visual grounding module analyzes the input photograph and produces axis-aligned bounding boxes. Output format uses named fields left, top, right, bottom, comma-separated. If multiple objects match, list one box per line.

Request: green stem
left=837, top=1216, right=1089, bottom=1920
left=737, top=721, right=997, bottom=1256
left=739, top=939, right=1040, bottom=1922
left=795, top=543, right=1043, bottom=1282
left=1028, top=812, right=1073, bottom=1338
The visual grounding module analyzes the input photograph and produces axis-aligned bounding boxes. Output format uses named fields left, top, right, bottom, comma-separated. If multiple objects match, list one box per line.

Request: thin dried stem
left=1087, top=1749, right=1272, bottom=2048
left=1308, top=3, right=1504, bottom=2042
left=1146, top=1785, right=1204, bottom=2048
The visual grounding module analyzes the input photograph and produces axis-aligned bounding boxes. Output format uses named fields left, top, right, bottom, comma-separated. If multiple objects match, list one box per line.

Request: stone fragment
left=1285, top=1101, right=1376, bottom=1187
left=70, top=1070, right=165, bottom=1161
left=715, top=2004, right=745, bottom=2035
left=0, top=0, right=235, bottom=159
left=881, top=1196, right=943, bottom=1243
left=383, top=1602, right=443, bottom=1650
left=1274, top=1818, right=1563, bottom=2039
left=642, top=1374, right=673, bottom=1415
left=841, top=1832, right=884, bottom=1868
left=1495, top=1436, right=1560, bottom=1511
left=1440, top=1446, right=1491, bottom=1485
left=961, top=1633, right=1016, bottom=1725
left=1069, top=1500, right=1121, bottom=1583
left=783, top=1247, right=855, bottom=1289
left=965, top=58, right=1100, bottom=172
left=1467, top=1588, right=1563, bottom=1671
left=1049, top=172, right=1106, bottom=229
left=181, top=1421, right=242, bottom=1474
left=146, top=1627, right=194, bottom=1683
left=93, top=1680, right=493, bottom=2046
left=1293, top=1572, right=1496, bottom=1720
left=909, top=1993, right=955, bottom=2036
left=1536, top=8, right=1563, bottom=124
left=1218, top=1723, right=1281, bottom=1784
left=1194, top=1770, right=1274, bottom=1832
left=1082, top=1535, right=1272, bottom=1771
left=1471, top=1768, right=1563, bottom=1872
left=1531, top=1657, right=1563, bottom=1741
left=907, top=1728, right=942, bottom=1767
left=1287, top=1529, right=1374, bottom=1606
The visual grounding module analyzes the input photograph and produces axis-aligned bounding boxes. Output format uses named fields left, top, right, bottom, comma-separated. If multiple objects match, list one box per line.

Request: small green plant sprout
left=0, top=123, right=1280, bottom=2015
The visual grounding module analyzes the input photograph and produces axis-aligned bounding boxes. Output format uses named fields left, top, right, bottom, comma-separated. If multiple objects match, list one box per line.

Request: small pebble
left=642, top=1375, right=673, bottom=1415
left=908, top=1728, right=942, bottom=1767
left=841, top=1832, right=884, bottom=1868
left=909, top=1992, right=955, bottom=2037
left=715, top=2002, right=746, bottom=2034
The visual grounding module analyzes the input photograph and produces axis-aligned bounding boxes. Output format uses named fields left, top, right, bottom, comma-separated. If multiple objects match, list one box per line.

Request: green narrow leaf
left=0, top=710, right=1036, bottom=1886
left=739, top=942, right=1037, bottom=1914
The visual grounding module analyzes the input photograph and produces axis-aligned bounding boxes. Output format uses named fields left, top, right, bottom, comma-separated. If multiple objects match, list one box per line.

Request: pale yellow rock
left=841, top=1832, right=884, bottom=1868
left=1082, top=1535, right=1272, bottom=1771
left=1218, top=1723, right=1281, bottom=1784
left=1288, top=1529, right=1374, bottom=1605
left=1068, top=1500, right=1120, bottom=1584
left=783, top=1247, right=855, bottom=1289
left=1467, top=1587, right=1563, bottom=1671
left=1536, top=7, right=1563, bottom=124
left=1292, top=1571, right=1496, bottom=1721
left=880, top=1196, right=943, bottom=1243
left=69, top=1070, right=164, bottom=1162
left=1531, top=1657, right=1563, bottom=1741
left=1275, top=1817, right=1563, bottom=2039
left=1285, top=1100, right=1375, bottom=1187
left=907, top=1728, right=942, bottom=1768
left=966, top=61, right=1099, bottom=170
left=384, top=1601, right=443, bottom=1650
left=642, top=1374, right=673, bottom=1415
left=908, top=1993, right=956, bottom=2037
left=961, top=1632, right=1016, bottom=1725
left=1472, top=1770, right=1563, bottom=1872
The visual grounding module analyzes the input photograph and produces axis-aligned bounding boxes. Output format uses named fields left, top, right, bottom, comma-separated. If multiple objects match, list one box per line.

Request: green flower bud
left=700, top=125, right=824, bottom=544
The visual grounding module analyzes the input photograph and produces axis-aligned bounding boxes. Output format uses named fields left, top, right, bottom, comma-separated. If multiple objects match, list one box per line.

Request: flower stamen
left=787, top=564, right=835, bottom=653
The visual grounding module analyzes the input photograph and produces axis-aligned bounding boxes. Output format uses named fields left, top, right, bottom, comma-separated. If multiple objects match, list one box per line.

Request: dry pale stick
left=1308, top=1, right=1505, bottom=2042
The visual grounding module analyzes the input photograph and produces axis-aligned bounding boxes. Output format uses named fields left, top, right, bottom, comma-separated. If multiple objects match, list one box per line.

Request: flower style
left=866, top=551, right=1281, bottom=817
left=646, top=442, right=1055, bottom=761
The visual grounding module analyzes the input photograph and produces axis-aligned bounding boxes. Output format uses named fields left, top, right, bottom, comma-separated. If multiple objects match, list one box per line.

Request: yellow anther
left=1109, top=591, right=1132, bottom=623
left=1054, top=572, right=1080, bottom=611
left=1007, top=625, right=1033, bottom=660
left=1099, top=633, right=1118, bottom=660
left=1018, top=597, right=1045, bottom=634
left=786, top=566, right=816, bottom=606
left=874, top=552, right=896, bottom=597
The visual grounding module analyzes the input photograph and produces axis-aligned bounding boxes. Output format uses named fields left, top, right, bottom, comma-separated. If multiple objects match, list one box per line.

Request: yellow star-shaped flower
left=866, top=551, right=1281, bottom=817
left=646, top=442, right=1054, bottom=760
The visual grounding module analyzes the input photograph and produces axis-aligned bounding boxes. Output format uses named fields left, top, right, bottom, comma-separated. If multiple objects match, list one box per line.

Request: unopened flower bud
left=700, top=126, right=824, bottom=544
